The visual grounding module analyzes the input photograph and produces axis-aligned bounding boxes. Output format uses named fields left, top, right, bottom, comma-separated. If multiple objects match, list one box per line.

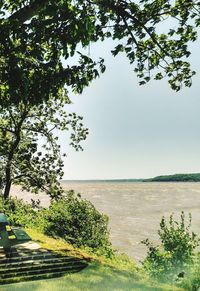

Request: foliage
left=147, top=173, right=200, bottom=182
left=38, top=190, right=113, bottom=256
left=0, top=229, right=179, bottom=291
left=0, top=1, right=200, bottom=109
left=0, top=196, right=37, bottom=227
left=0, top=192, right=112, bottom=256
left=0, top=98, right=88, bottom=199
left=1, top=0, right=200, bottom=218
left=178, top=255, right=200, bottom=291
left=142, top=212, right=200, bottom=282
left=3, top=228, right=180, bottom=291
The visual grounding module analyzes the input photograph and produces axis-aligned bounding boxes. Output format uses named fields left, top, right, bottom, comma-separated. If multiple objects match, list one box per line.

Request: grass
left=25, top=228, right=94, bottom=261
left=0, top=229, right=184, bottom=291
left=0, top=263, right=184, bottom=291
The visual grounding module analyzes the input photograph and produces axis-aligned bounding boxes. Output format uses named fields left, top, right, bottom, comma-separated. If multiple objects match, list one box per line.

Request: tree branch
left=107, top=1, right=171, bottom=59
left=120, top=14, right=138, bottom=47
left=8, top=109, right=17, bottom=128
left=8, top=0, right=49, bottom=24
left=14, top=173, right=49, bottom=193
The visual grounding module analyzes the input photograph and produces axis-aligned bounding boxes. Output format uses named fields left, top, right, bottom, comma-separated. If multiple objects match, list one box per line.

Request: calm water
left=12, top=182, right=200, bottom=262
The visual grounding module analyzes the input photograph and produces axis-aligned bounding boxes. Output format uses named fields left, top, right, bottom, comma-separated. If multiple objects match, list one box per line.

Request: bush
left=0, top=196, right=37, bottom=227
left=142, top=212, right=200, bottom=282
left=179, top=255, right=200, bottom=291
left=0, top=191, right=113, bottom=256
left=38, top=190, right=113, bottom=256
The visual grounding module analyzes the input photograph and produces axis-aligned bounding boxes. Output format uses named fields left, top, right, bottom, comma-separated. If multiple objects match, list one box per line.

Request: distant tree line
left=146, top=173, right=200, bottom=182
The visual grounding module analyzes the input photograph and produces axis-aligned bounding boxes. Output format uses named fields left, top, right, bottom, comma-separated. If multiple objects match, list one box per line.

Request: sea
left=11, top=181, right=200, bottom=262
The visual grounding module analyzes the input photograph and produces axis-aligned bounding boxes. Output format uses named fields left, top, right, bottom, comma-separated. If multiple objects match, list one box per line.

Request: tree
left=1, top=1, right=200, bottom=198
left=0, top=0, right=200, bottom=108
left=0, top=97, right=88, bottom=199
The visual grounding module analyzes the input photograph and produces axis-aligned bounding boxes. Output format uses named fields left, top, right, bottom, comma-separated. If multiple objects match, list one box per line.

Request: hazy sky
left=61, top=38, right=200, bottom=180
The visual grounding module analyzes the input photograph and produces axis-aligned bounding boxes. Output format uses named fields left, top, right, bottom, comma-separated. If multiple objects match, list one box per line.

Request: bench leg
left=4, top=247, right=12, bottom=257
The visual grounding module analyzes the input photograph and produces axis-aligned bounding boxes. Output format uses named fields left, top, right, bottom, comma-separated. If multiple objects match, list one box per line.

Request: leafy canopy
left=1, top=0, right=200, bottom=106
left=0, top=98, right=88, bottom=199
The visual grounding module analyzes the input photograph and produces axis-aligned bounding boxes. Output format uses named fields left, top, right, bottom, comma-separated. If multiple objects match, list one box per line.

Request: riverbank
left=0, top=229, right=184, bottom=291
left=10, top=182, right=200, bottom=262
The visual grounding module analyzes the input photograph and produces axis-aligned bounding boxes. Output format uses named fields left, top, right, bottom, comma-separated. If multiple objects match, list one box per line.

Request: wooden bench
left=12, top=228, right=31, bottom=241
left=0, top=213, right=31, bottom=252
left=0, top=213, right=9, bottom=228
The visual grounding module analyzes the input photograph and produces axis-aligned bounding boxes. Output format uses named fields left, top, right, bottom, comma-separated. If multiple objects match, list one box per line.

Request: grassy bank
left=1, top=230, right=183, bottom=291
left=0, top=194, right=199, bottom=290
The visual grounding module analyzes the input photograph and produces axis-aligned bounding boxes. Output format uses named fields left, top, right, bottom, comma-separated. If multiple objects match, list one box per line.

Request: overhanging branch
left=8, top=0, right=49, bottom=24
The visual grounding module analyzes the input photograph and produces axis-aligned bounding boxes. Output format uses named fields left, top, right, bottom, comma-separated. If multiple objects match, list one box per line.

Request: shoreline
left=9, top=182, right=200, bottom=262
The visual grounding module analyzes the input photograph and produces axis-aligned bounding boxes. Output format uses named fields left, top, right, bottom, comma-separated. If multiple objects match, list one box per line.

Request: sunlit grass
left=0, top=229, right=184, bottom=291
left=0, top=263, right=183, bottom=291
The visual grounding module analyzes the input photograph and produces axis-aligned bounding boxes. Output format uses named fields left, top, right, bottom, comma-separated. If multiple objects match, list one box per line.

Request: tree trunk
left=3, top=132, right=21, bottom=200
left=3, top=180, right=11, bottom=200
left=2, top=108, right=27, bottom=200
left=3, top=163, right=12, bottom=200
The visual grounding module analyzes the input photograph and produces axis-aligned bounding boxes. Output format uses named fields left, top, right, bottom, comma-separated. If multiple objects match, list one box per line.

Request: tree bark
left=2, top=118, right=24, bottom=199
left=3, top=165, right=12, bottom=200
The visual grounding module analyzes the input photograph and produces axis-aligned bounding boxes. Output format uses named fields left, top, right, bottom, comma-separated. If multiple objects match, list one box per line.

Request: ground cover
left=0, top=229, right=184, bottom=291
left=0, top=264, right=183, bottom=291
left=0, top=195, right=199, bottom=290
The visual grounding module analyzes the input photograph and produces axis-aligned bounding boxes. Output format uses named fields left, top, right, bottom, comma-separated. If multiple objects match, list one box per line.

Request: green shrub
left=142, top=212, right=200, bottom=282
left=0, top=196, right=37, bottom=227
left=178, top=255, right=200, bottom=291
left=38, top=190, right=113, bottom=256
left=0, top=191, right=113, bottom=256
left=0, top=192, right=113, bottom=257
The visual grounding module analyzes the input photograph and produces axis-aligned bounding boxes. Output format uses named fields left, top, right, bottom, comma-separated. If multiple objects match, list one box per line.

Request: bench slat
left=12, top=228, right=31, bottom=241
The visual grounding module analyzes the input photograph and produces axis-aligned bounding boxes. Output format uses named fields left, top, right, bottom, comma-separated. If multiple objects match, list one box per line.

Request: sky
left=61, top=37, right=200, bottom=180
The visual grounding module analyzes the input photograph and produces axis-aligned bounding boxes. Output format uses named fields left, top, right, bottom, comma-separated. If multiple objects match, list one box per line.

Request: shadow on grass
left=0, top=243, right=89, bottom=287
left=30, top=235, right=93, bottom=261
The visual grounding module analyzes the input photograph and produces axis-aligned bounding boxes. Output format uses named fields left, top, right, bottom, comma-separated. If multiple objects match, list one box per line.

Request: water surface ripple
left=62, top=181, right=200, bottom=262
left=12, top=182, right=200, bottom=262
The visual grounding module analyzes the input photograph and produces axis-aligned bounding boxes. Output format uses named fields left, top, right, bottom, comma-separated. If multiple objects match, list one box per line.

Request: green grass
left=0, top=263, right=183, bottom=291
left=0, top=229, right=184, bottom=291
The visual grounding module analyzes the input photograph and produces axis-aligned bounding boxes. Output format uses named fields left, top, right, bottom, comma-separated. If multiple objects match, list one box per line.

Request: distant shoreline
left=145, top=173, right=200, bottom=182
left=62, top=173, right=200, bottom=183
left=62, top=179, right=143, bottom=183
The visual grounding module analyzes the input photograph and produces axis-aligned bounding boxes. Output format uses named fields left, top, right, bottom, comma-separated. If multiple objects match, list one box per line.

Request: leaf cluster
left=1, top=0, right=200, bottom=107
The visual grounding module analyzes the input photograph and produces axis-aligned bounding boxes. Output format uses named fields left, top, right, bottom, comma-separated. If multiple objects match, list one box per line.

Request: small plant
left=142, top=212, right=200, bottom=282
